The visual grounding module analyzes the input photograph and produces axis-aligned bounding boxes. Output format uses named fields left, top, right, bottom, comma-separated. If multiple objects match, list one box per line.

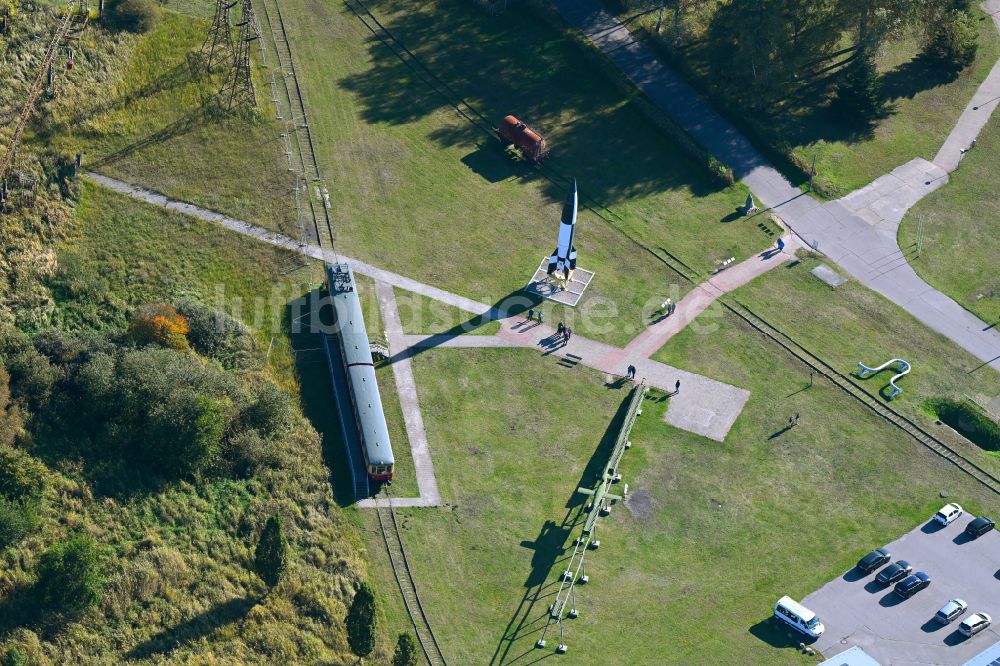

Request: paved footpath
left=83, top=172, right=752, bottom=441
left=550, top=0, right=1000, bottom=373
left=622, top=234, right=799, bottom=361
left=368, top=282, right=442, bottom=507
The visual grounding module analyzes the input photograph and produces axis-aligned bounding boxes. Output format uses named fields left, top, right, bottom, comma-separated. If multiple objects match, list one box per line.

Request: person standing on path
left=537, top=310, right=544, bottom=324
left=674, top=379, right=681, bottom=394
left=527, top=308, right=535, bottom=322
left=565, top=327, right=572, bottom=344
left=627, top=364, right=636, bottom=379
left=557, top=321, right=566, bottom=337
left=776, top=237, right=785, bottom=253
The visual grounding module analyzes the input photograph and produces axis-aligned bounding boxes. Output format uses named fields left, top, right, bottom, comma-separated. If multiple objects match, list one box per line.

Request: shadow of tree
left=337, top=0, right=727, bottom=207
left=881, top=52, right=961, bottom=102
left=125, top=596, right=257, bottom=660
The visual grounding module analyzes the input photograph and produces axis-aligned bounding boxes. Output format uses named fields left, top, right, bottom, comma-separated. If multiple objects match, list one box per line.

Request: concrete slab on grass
left=664, top=380, right=750, bottom=442
left=811, top=264, right=847, bottom=288
left=803, top=514, right=1000, bottom=666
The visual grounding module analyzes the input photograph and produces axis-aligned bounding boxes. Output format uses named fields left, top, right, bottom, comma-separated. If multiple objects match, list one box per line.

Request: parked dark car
left=966, top=516, right=996, bottom=539
left=857, top=548, right=891, bottom=574
left=876, top=560, right=913, bottom=585
left=894, top=571, right=931, bottom=599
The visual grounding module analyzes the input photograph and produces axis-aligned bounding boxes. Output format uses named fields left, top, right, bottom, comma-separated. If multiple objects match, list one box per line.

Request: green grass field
left=792, top=18, right=1000, bottom=198
left=271, top=0, right=786, bottom=346
left=347, top=337, right=1000, bottom=665
left=616, top=5, right=1000, bottom=199
left=45, top=13, right=299, bottom=237
left=54, top=180, right=318, bottom=383
left=395, top=288, right=501, bottom=336
left=898, top=114, right=1000, bottom=327
left=723, top=253, right=1000, bottom=465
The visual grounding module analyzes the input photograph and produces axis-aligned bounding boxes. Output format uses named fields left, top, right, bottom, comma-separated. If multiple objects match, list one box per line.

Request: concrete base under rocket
left=523, top=257, right=596, bottom=308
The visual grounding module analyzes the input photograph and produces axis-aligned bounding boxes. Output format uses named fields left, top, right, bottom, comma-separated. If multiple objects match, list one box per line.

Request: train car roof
left=348, top=365, right=394, bottom=465
left=327, top=262, right=393, bottom=466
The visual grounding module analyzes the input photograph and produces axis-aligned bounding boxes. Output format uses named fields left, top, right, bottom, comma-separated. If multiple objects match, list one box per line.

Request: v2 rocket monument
left=547, top=179, right=578, bottom=280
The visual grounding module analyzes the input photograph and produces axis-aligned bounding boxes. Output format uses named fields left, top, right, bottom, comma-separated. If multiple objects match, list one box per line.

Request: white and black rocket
left=547, top=178, right=578, bottom=280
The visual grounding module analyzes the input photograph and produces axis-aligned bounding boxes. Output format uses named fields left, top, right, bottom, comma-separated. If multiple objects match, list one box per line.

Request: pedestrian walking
left=537, top=310, right=544, bottom=324
left=557, top=321, right=566, bottom=336
left=527, top=308, right=535, bottom=322
left=776, top=237, right=785, bottom=252
left=674, top=379, right=681, bottom=394
left=627, top=365, right=636, bottom=379
left=565, top=327, right=572, bottom=343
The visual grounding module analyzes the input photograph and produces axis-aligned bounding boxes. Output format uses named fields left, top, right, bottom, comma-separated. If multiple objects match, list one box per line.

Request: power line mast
left=200, top=0, right=236, bottom=73
left=220, top=0, right=257, bottom=109
left=1, top=0, right=89, bottom=189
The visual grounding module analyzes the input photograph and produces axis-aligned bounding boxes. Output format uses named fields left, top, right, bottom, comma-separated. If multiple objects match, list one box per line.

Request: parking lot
left=804, top=512, right=1000, bottom=665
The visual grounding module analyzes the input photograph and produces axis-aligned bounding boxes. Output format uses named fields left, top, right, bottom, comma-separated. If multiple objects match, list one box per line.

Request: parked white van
left=774, top=596, right=825, bottom=638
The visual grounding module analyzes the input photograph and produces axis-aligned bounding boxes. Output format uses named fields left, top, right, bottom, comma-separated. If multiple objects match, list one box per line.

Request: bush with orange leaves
left=127, top=303, right=191, bottom=350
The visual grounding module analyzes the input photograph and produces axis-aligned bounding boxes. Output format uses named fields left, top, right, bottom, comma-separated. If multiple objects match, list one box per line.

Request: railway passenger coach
left=326, top=263, right=394, bottom=482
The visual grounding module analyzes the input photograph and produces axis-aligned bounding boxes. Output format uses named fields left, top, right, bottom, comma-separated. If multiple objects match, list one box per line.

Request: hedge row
left=930, top=398, right=1000, bottom=452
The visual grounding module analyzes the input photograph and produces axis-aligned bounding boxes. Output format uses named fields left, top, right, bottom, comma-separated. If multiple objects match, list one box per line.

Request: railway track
left=374, top=491, right=447, bottom=666
left=341, top=0, right=1000, bottom=500
left=256, top=0, right=336, bottom=253
left=1, top=3, right=89, bottom=183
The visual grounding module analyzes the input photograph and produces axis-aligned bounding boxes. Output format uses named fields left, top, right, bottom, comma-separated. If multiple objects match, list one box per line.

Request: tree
left=127, top=303, right=190, bottom=351
left=345, top=582, right=378, bottom=657
left=392, top=632, right=419, bottom=666
left=922, top=8, right=978, bottom=67
left=34, top=534, right=103, bottom=613
left=254, top=513, right=288, bottom=588
left=834, top=55, right=884, bottom=122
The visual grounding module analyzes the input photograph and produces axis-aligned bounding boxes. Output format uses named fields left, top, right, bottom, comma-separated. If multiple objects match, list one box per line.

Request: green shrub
left=147, top=391, right=226, bottom=478
left=0, top=497, right=39, bottom=550
left=4, top=346, right=60, bottom=408
left=393, top=632, right=419, bottom=666
left=0, top=447, right=46, bottom=503
left=929, top=398, right=1000, bottom=451
left=2, top=646, right=27, bottom=666
left=224, top=429, right=279, bottom=479
left=241, top=383, right=293, bottom=439
left=34, top=534, right=103, bottom=613
left=176, top=299, right=256, bottom=370
left=254, top=513, right=289, bottom=588
left=106, top=0, right=161, bottom=33
left=345, top=582, right=378, bottom=657
left=923, top=10, right=979, bottom=68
